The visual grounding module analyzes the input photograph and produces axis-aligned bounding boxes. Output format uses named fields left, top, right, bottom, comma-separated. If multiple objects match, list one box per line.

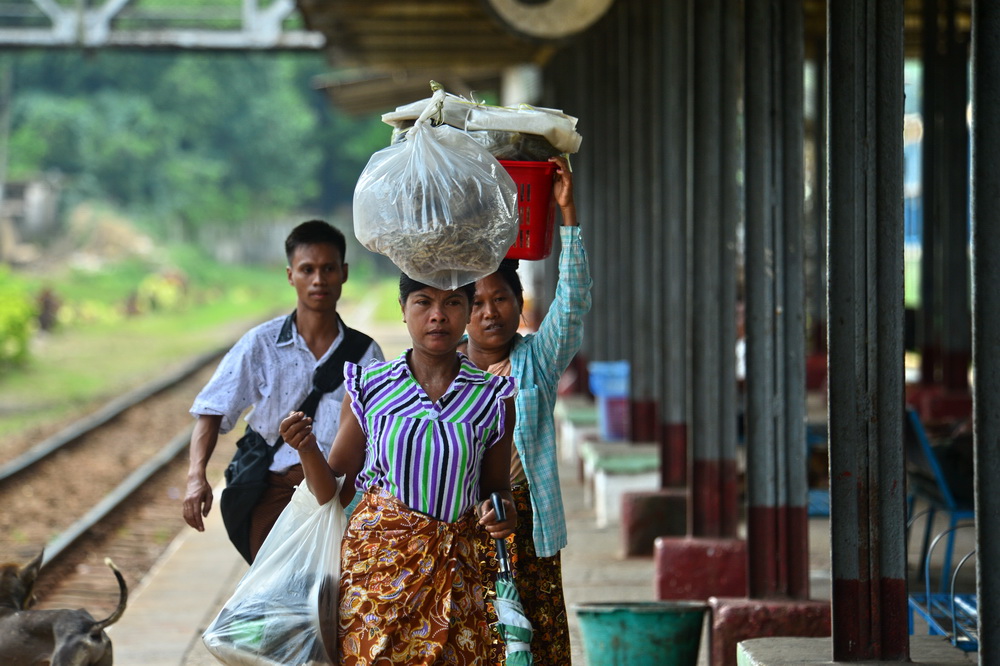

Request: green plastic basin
left=574, top=601, right=707, bottom=666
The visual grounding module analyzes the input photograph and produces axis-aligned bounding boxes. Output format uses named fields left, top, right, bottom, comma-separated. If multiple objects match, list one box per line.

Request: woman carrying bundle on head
left=461, top=155, right=592, bottom=664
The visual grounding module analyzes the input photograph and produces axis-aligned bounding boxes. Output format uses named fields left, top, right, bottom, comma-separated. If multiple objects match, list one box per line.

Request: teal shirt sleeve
left=529, top=226, right=593, bottom=383
left=511, top=225, right=592, bottom=556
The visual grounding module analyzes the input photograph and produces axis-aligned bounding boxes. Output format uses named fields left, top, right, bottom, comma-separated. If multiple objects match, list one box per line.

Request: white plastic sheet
left=382, top=92, right=583, bottom=154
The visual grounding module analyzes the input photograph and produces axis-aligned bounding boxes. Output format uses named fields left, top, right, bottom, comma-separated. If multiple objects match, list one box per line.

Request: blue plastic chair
left=903, top=406, right=975, bottom=593
left=907, top=524, right=978, bottom=651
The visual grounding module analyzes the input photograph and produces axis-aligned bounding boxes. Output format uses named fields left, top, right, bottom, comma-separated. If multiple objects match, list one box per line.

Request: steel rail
left=40, top=424, right=194, bottom=568
left=0, top=347, right=225, bottom=483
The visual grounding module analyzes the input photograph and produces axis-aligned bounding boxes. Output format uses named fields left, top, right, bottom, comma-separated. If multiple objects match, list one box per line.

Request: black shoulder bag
left=220, top=324, right=373, bottom=563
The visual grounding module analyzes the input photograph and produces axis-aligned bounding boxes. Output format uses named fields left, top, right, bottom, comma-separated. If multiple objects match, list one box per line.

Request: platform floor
left=106, top=455, right=976, bottom=665
left=108, top=456, right=663, bottom=665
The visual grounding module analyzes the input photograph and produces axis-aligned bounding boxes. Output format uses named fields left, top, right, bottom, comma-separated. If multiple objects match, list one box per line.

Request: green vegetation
left=0, top=245, right=288, bottom=432
left=0, top=240, right=399, bottom=438
left=0, top=49, right=422, bottom=441
left=905, top=251, right=921, bottom=308
left=2, top=50, right=395, bottom=238
left=0, top=268, right=36, bottom=368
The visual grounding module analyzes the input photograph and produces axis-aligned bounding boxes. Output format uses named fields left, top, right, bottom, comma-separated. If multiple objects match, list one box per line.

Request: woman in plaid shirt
left=463, top=155, right=593, bottom=665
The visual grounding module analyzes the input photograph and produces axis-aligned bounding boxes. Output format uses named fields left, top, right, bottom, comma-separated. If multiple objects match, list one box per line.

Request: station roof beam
left=0, top=0, right=324, bottom=50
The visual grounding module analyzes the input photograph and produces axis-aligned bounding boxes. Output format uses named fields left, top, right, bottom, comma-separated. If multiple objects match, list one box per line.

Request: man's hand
left=183, top=413, right=222, bottom=532
left=183, top=474, right=213, bottom=532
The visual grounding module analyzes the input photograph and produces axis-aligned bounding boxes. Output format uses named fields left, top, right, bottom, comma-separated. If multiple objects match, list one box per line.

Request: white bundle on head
left=353, top=86, right=519, bottom=290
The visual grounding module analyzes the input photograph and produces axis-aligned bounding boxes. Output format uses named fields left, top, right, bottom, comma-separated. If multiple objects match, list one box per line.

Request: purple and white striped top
left=345, top=351, right=518, bottom=523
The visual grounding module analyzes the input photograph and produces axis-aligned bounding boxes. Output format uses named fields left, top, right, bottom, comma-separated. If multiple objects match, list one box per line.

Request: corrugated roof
left=297, top=0, right=973, bottom=115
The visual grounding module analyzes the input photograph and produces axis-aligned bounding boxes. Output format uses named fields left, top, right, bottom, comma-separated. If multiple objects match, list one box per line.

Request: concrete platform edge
left=737, top=635, right=977, bottom=665
left=108, top=481, right=247, bottom=665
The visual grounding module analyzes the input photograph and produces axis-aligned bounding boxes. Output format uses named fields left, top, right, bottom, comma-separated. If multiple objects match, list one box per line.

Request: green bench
left=578, top=440, right=660, bottom=528
left=554, top=396, right=600, bottom=463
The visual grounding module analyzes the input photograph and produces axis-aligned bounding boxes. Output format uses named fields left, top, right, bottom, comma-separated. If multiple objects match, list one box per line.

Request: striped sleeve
left=343, top=362, right=368, bottom=438
left=485, top=375, right=518, bottom=449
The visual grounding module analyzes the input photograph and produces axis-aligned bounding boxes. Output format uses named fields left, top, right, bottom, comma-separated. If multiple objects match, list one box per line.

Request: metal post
left=601, top=19, right=621, bottom=362
left=627, top=0, right=658, bottom=441
left=780, top=0, right=810, bottom=601
left=812, top=46, right=827, bottom=355
left=717, top=0, right=741, bottom=538
left=611, top=1, right=629, bottom=365
left=941, top=11, right=971, bottom=392
left=744, top=0, right=779, bottom=595
left=587, top=33, right=611, bottom=361
left=871, top=9, right=909, bottom=650
left=661, top=0, right=690, bottom=488
left=649, top=0, right=667, bottom=449
left=744, top=0, right=808, bottom=600
left=771, top=7, right=790, bottom=593
left=827, top=0, right=909, bottom=659
left=690, top=0, right=723, bottom=537
left=971, top=1, right=1000, bottom=658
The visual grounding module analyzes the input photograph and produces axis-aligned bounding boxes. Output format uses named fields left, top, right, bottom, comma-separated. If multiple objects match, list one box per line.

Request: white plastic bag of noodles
left=353, top=85, right=519, bottom=290
left=203, top=478, right=346, bottom=666
left=382, top=91, right=583, bottom=156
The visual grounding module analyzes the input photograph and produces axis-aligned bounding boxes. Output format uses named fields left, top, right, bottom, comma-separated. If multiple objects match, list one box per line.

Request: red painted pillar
left=631, top=399, right=658, bottom=442
left=661, top=422, right=687, bottom=488
left=827, top=0, right=909, bottom=658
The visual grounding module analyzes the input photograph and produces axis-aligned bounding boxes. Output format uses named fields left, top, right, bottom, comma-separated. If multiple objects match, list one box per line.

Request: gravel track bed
left=0, top=363, right=233, bottom=617
left=2, top=317, right=409, bottom=619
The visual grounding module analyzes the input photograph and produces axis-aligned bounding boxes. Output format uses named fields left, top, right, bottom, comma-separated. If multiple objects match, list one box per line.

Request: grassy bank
left=0, top=250, right=402, bottom=440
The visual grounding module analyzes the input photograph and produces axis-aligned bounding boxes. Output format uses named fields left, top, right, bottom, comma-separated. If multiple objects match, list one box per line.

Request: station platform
left=106, top=442, right=977, bottom=665
left=107, top=478, right=249, bottom=666
left=108, top=456, right=660, bottom=666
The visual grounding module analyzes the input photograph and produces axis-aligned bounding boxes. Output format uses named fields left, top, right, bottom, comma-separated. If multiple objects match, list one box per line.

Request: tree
left=1, top=49, right=390, bottom=239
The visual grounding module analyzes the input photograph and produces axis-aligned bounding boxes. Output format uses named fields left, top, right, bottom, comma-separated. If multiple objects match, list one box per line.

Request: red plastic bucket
left=499, top=160, right=558, bottom=261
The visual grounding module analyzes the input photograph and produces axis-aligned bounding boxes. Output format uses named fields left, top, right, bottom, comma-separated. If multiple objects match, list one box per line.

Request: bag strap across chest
left=295, top=321, right=373, bottom=421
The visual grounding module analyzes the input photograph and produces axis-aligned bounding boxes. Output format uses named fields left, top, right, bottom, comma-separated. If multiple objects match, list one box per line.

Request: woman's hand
left=478, top=494, right=517, bottom=540
left=279, top=411, right=318, bottom=452
left=549, top=155, right=577, bottom=226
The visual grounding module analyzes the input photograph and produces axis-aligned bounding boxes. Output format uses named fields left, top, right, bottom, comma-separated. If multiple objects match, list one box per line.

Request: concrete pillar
left=659, top=0, right=690, bottom=488
left=690, top=0, right=725, bottom=537
left=744, top=0, right=809, bottom=602
left=827, top=0, right=909, bottom=660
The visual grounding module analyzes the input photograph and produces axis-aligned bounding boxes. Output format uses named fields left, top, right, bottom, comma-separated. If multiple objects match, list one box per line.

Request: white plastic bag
left=353, top=87, right=519, bottom=290
left=203, top=479, right=345, bottom=666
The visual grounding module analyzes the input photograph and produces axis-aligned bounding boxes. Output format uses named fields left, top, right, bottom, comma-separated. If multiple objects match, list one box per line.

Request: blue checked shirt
left=509, top=226, right=591, bottom=557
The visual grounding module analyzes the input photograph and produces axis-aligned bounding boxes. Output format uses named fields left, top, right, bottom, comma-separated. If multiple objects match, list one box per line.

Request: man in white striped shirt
left=182, top=220, right=383, bottom=561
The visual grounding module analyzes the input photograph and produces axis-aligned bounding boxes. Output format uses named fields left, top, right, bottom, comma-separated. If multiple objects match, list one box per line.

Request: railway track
left=0, top=312, right=408, bottom=621
left=0, top=348, right=234, bottom=620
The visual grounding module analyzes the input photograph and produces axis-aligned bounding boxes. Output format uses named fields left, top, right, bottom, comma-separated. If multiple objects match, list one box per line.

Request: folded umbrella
left=491, top=492, right=534, bottom=665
